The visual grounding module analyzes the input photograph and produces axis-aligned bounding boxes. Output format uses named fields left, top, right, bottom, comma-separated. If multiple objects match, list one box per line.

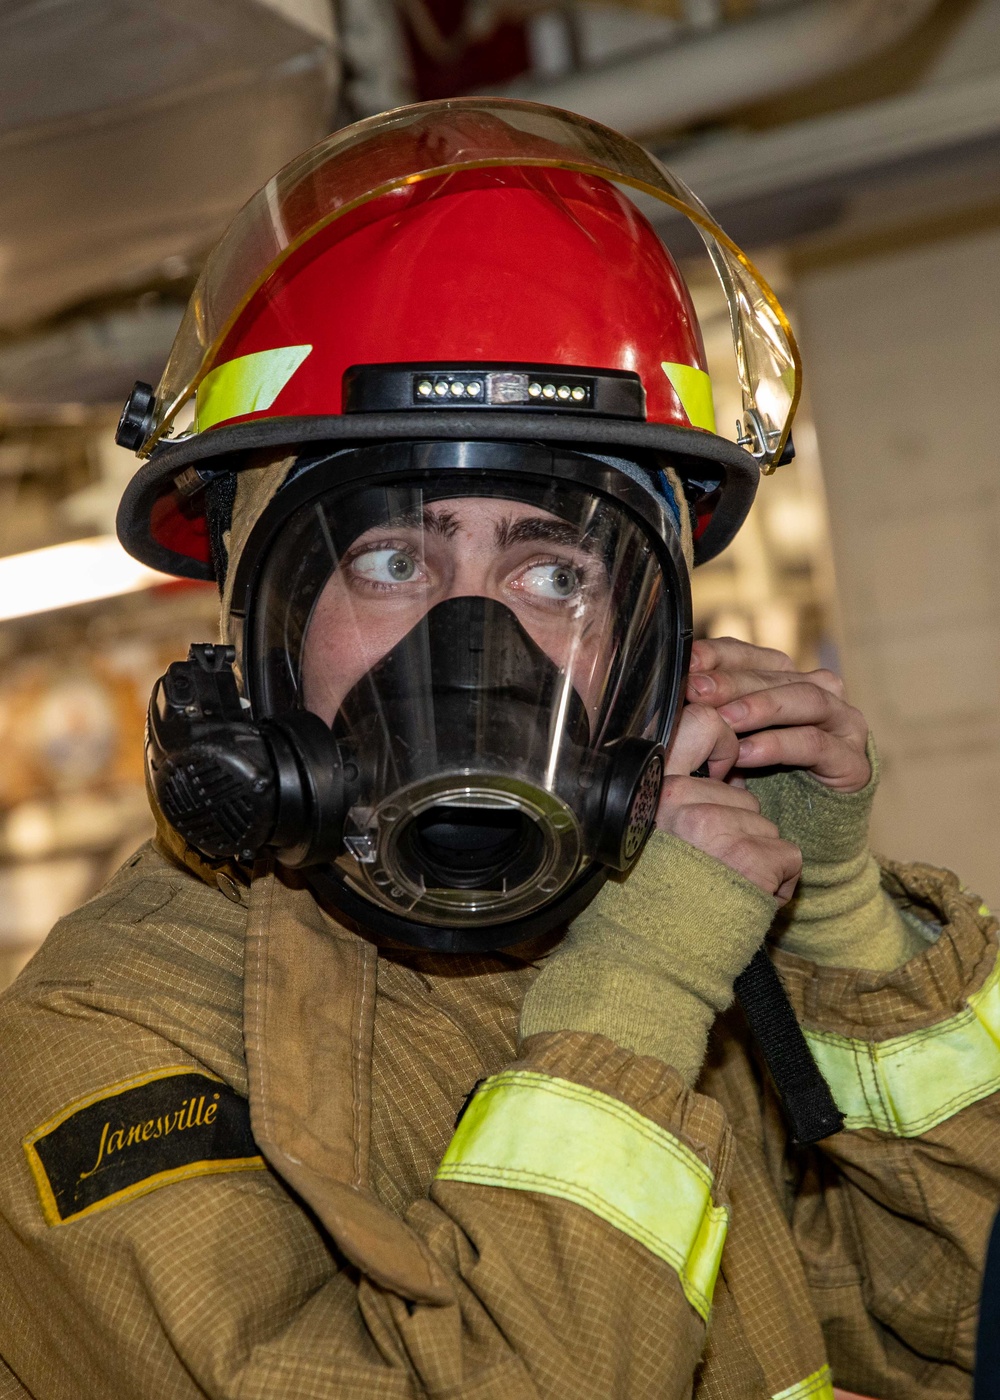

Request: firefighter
left=0, top=100, right=996, bottom=1399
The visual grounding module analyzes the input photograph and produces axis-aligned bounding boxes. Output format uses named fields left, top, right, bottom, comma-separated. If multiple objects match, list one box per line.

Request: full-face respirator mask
left=146, top=441, right=690, bottom=951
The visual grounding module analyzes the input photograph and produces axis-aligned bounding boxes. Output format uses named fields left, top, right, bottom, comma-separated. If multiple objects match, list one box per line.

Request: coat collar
left=154, top=814, right=452, bottom=1303
left=241, top=866, right=451, bottom=1302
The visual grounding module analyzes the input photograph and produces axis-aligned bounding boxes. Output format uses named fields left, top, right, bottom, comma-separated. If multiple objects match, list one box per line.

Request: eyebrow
left=493, top=516, right=594, bottom=551
left=382, top=506, right=460, bottom=537
left=368, top=507, right=593, bottom=551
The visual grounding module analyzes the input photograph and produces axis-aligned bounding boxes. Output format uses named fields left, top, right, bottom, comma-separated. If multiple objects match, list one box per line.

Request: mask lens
left=247, top=463, right=684, bottom=925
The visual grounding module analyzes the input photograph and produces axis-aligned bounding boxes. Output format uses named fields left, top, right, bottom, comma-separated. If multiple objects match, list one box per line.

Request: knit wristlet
left=520, top=831, right=776, bottom=1085
left=747, top=739, right=927, bottom=971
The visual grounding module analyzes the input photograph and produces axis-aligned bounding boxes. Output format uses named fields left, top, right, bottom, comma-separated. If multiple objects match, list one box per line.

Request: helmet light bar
left=342, top=363, right=646, bottom=420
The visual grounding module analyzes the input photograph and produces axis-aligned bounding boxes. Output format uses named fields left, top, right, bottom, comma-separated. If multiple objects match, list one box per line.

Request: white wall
left=795, top=226, right=1000, bottom=907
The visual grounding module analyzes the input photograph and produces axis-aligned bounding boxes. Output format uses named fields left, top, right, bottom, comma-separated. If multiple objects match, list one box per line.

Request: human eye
left=513, top=557, right=600, bottom=606
left=347, top=544, right=424, bottom=590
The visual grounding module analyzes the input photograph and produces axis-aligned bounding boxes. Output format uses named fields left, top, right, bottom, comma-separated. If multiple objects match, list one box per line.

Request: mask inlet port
left=400, top=805, right=545, bottom=890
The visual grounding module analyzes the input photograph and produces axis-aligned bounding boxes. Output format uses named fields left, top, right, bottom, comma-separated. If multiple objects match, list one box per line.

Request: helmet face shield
left=237, top=444, right=689, bottom=934
left=143, top=98, right=799, bottom=471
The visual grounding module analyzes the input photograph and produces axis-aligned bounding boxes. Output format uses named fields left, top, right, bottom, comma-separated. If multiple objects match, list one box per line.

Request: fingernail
left=719, top=700, right=747, bottom=722
left=688, top=673, right=715, bottom=696
left=738, top=737, right=756, bottom=758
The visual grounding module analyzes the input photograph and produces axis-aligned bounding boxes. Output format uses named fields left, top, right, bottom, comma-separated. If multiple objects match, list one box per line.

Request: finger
left=687, top=665, right=846, bottom=707
left=736, top=725, right=871, bottom=792
left=690, top=636, right=796, bottom=676
left=656, top=775, right=760, bottom=827
left=708, top=833, right=802, bottom=905
left=669, top=806, right=802, bottom=900
left=669, top=803, right=782, bottom=850
left=665, top=702, right=740, bottom=780
left=717, top=682, right=868, bottom=748
left=773, top=862, right=802, bottom=906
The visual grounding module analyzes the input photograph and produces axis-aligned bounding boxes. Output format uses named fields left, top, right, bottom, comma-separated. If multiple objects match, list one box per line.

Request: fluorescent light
left=0, top=535, right=167, bottom=622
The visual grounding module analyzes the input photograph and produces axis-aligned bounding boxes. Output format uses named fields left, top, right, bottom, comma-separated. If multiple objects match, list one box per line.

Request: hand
left=657, top=690, right=802, bottom=904
left=678, top=640, right=923, bottom=971
left=686, top=637, right=870, bottom=794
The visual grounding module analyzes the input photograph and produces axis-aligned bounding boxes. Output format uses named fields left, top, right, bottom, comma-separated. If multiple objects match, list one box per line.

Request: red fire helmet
left=117, top=99, right=801, bottom=575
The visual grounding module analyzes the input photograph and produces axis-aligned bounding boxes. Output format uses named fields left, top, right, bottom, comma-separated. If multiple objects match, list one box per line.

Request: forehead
left=353, top=495, right=590, bottom=545
left=373, top=496, right=564, bottom=527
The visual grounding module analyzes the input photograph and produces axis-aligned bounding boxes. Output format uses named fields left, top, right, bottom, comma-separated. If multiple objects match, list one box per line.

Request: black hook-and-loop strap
left=734, top=947, right=844, bottom=1145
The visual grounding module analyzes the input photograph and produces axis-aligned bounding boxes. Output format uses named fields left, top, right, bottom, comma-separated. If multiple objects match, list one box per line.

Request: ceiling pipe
left=489, top=0, right=941, bottom=137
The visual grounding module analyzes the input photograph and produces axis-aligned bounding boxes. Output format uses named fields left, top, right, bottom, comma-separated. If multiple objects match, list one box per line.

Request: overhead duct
left=0, top=304, right=184, bottom=411
left=491, top=0, right=941, bottom=137
left=0, top=0, right=338, bottom=332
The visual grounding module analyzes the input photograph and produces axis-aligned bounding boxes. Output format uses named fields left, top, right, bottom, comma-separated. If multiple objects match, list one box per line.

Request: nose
left=443, top=551, right=494, bottom=602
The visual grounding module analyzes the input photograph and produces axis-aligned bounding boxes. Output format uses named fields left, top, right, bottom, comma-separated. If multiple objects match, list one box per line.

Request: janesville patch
left=23, top=1067, right=265, bottom=1226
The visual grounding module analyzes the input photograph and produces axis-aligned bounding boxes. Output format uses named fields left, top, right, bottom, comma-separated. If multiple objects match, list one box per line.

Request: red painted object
left=208, top=166, right=710, bottom=435
left=121, top=108, right=768, bottom=579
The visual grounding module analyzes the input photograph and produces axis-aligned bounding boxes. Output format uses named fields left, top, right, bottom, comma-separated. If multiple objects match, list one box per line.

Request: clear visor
left=247, top=472, right=683, bottom=925
left=148, top=99, right=799, bottom=470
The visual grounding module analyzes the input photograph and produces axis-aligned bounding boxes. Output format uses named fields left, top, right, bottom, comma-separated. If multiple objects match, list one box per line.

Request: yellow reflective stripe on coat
left=804, top=952, right=1000, bottom=1137
left=195, top=345, right=312, bottom=431
left=660, top=362, right=716, bottom=432
left=436, top=1070, right=728, bottom=1320
left=771, top=1364, right=834, bottom=1400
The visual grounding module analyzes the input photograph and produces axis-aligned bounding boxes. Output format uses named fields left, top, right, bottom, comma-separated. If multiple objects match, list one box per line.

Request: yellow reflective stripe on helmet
left=771, top=1364, right=834, bottom=1400
left=804, top=952, right=1000, bottom=1137
left=660, top=362, right=716, bottom=433
left=436, top=1070, right=728, bottom=1320
left=195, top=345, right=312, bottom=431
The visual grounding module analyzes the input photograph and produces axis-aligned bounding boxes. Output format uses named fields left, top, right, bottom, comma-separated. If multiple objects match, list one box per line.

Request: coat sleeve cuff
left=772, top=860, right=999, bottom=1038
left=440, top=1030, right=734, bottom=1320
left=516, top=1029, right=734, bottom=1185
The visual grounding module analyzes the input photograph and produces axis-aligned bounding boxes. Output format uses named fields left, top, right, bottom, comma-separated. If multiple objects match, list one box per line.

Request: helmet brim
left=117, top=411, right=759, bottom=577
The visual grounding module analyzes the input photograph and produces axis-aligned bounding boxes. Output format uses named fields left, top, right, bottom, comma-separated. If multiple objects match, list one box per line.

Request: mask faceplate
left=227, top=440, right=691, bottom=948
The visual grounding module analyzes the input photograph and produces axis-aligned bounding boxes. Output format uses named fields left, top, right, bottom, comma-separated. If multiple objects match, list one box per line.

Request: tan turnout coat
left=0, top=835, right=997, bottom=1400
